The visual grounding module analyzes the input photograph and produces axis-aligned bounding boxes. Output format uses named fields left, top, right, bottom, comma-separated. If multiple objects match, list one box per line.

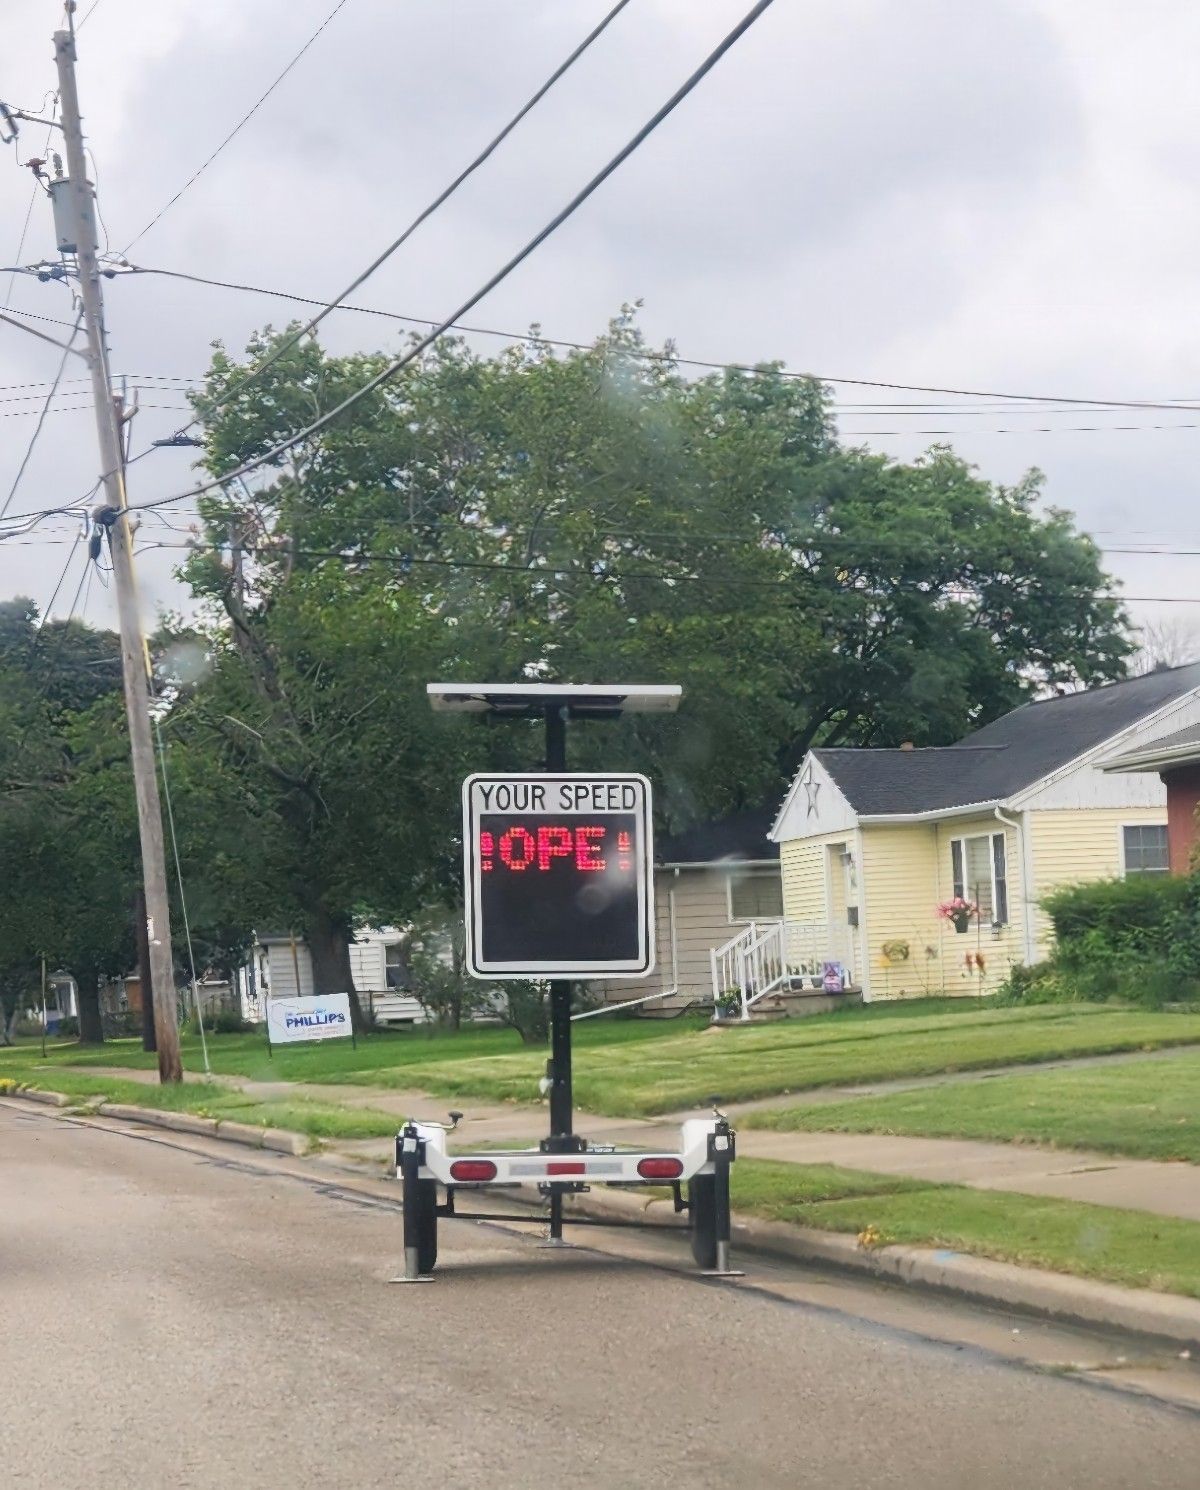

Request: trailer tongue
left=394, top=683, right=740, bottom=1281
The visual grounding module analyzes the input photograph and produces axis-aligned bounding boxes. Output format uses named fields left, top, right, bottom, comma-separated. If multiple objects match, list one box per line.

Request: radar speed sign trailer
left=394, top=683, right=739, bottom=1281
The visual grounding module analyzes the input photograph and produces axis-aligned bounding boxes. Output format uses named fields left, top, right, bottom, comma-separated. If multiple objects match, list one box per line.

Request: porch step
left=746, top=985, right=863, bottom=1021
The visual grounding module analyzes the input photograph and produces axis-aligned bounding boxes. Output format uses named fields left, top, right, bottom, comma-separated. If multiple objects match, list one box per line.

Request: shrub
left=994, top=961, right=1076, bottom=1006
left=187, top=1009, right=253, bottom=1035
left=1000, top=874, right=1200, bottom=1009
left=212, top=1009, right=253, bottom=1034
left=1043, top=875, right=1190, bottom=961
left=56, top=1016, right=79, bottom=1037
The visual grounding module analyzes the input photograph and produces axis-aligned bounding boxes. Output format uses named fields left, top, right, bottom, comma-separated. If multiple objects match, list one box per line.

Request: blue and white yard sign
left=266, top=993, right=354, bottom=1045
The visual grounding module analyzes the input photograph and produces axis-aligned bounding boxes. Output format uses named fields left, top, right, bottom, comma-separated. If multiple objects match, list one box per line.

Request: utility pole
left=53, top=25, right=183, bottom=1081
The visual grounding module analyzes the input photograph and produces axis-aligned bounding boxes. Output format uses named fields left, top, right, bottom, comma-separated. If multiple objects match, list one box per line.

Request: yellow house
left=771, top=664, right=1200, bottom=999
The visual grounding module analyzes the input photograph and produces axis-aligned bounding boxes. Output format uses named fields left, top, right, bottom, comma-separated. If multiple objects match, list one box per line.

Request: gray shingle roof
left=814, top=662, right=1200, bottom=815
left=811, top=746, right=1005, bottom=815
left=658, top=805, right=780, bottom=863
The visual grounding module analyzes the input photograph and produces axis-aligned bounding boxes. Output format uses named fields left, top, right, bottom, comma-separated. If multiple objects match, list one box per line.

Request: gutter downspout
left=994, top=807, right=1035, bottom=966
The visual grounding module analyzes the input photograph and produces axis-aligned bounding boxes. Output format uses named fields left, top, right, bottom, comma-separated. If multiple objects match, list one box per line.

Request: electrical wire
left=128, top=262, right=1200, bottom=419
left=0, top=304, right=81, bottom=331
left=4, top=95, right=58, bottom=309
left=86, top=147, right=112, bottom=255
left=121, top=0, right=357, bottom=252
left=152, top=706, right=211, bottom=1073
left=36, top=526, right=86, bottom=621
left=0, top=402, right=191, bottom=421
left=75, top=0, right=105, bottom=29
left=166, top=0, right=636, bottom=436
left=114, top=0, right=780, bottom=519
left=0, top=310, right=83, bottom=520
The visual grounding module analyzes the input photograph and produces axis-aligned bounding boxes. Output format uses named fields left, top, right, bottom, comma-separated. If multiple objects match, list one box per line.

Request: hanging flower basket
left=937, top=897, right=979, bottom=935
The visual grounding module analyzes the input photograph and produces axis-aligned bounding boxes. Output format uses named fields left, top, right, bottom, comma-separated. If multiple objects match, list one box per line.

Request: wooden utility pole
left=135, top=887, right=156, bottom=1053
left=53, top=24, right=182, bottom=1080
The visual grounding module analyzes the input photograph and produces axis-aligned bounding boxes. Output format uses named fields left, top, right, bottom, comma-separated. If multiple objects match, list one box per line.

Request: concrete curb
left=8, top=1087, right=1200, bottom=1348
left=97, top=1102, right=219, bottom=1137
left=3, top=1086, right=70, bottom=1108
left=551, top=1184, right=1200, bottom=1350
left=6, top=1090, right=307, bottom=1155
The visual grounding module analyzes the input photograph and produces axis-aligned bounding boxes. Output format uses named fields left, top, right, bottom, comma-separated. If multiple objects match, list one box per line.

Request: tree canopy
left=0, top=315, right=1135, bottom=1022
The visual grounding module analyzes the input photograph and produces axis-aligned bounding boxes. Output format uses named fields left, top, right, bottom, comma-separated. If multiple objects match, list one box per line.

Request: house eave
left=856, top=800, right=1004, bottom=825
left=1099, top=743, right=1200, bottom=774
left=659, top=857, right=779, bottom=870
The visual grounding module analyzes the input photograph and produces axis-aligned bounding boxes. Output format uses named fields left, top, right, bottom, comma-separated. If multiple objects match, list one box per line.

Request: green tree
left=166, top=315, right=1131, bottom=1017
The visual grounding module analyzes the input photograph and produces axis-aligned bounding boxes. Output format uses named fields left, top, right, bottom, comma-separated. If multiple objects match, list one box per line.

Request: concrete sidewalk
left=42, top=1059, right=1200, bottom=1225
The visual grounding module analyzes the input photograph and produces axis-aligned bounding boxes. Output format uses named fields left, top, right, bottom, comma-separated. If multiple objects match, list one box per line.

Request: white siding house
left=252, top=927, right=426, bottom=1024
left=601, top=806, right=783, bottom=1014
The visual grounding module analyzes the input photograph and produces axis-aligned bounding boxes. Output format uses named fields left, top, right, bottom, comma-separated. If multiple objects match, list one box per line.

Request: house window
left=384, top=943, right=409, bottom=989
left=728, top=866, right=784, bottom=922
left=1123, top=824, right=1169, bottom=876
left=950, top=832, right=1009, bottom=925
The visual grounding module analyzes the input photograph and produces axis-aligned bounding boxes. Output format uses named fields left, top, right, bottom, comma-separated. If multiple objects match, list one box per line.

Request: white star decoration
left=801, top=762, right=820, bottom=818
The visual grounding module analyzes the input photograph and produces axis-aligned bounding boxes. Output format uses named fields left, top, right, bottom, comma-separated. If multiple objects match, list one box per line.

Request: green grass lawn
left=0, top=1064, right=400, bottom=1143
left=398, top=1004, right=1200, bottom=1115
left=0, top=1014, right=704, bottom=1084
left=746, top=1047, right=1200, bottom=1163
left=9, top=1000, right=1200, bottom=1117
left=731, top=1158, right=1200, bottom=1299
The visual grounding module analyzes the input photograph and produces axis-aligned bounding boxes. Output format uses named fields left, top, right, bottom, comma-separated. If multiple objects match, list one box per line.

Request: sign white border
left=462, top=772, right=654, bottom=980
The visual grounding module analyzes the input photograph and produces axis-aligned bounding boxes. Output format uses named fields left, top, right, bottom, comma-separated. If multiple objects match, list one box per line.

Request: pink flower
left=937, top=897, right=979, bottom=922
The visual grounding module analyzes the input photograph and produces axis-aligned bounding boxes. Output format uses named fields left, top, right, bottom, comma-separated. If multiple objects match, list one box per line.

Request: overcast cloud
left=1, top=0, right=1198, bottom=643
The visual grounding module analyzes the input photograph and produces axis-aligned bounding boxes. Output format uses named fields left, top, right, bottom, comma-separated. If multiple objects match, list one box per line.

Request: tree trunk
left=78, top=976, right=104, bottom=1045
left=305, top=903, right=364, bottom=1032
left=135, top=888, right=156, bottom=1053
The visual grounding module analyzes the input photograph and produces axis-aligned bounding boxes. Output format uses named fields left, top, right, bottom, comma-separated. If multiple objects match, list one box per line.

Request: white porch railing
left=709, top=921, right=856, bottom=1022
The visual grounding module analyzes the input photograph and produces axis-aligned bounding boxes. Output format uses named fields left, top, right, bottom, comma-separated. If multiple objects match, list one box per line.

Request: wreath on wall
left=881, top=939, right=911, bottom=964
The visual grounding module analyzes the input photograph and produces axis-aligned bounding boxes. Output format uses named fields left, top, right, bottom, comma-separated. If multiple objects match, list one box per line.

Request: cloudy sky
left=2, top=0, right=1199, bottom=647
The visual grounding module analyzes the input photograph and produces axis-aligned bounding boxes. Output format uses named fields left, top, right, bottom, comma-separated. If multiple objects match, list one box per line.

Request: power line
left=75, top=0, right=105, bottom=29
left=0, top=401, right=191, bottom=420
left=121, top=0, right=357, bottom=252
left=115, top=4, right=838, bottom=522
left=0, top=310, right=83, bottom=520
left=37, top=527, right=86, bottom=618
left=0, top=304, right=81, bottom=331
left=127, top=261, right=1200, bottom=419
left=126, top=536, right=1200, bottom=607
left=126, top=0, right=635, bottom=441
left=4, top=94, right=58, bottom=309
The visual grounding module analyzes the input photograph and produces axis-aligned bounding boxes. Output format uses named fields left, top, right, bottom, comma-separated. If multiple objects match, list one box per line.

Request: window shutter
left=951, top=839, right=965, bottom=901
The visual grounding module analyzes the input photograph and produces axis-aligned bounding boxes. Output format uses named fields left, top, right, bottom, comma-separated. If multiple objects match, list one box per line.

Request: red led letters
left=480, top=822, right=628, bottom=875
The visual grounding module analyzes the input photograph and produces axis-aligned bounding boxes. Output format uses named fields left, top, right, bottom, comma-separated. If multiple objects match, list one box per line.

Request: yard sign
left=462, top=772, right=654, bottom=979
left=266, top=992, right=354, bottom=1045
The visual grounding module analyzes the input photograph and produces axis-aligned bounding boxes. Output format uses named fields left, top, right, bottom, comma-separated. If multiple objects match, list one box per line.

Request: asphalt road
left=4, top=1105, right=1200, bottom=1490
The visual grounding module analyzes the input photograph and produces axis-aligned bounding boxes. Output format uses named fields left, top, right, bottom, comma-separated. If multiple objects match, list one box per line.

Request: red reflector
left=449, top=1159, right=497, bottom=1182
left=637, top=1157, right=684, bottom=1180
left=546, top=1161, right=586, bottom=1176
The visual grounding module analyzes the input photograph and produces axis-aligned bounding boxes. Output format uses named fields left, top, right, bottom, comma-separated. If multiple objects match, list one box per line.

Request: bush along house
left=768, top=664, right=1200, bottom=1001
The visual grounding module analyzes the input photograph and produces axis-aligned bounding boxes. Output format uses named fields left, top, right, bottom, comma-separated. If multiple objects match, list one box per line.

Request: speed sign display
left=462, top=773, right=654, bottom=979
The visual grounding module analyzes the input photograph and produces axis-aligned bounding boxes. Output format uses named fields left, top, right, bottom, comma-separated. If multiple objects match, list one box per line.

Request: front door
left=826, top=844, right=861, bottom=985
